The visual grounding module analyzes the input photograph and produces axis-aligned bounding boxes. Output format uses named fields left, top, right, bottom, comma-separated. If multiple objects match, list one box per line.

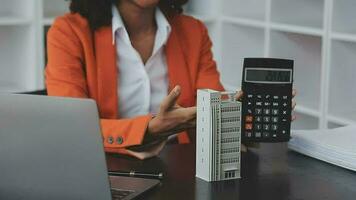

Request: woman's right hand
left=147, top=85, right=196, bottom=136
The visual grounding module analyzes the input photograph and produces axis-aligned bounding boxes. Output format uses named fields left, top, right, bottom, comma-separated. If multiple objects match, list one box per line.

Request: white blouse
left=112, top=5, right=171, bottom=118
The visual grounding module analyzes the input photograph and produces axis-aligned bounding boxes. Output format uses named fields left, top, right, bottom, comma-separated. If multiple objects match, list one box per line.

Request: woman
left=46, top=0, right=296, bottom=159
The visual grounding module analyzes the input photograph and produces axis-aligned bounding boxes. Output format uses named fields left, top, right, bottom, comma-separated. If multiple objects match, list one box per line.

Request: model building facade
left=196, top=89, right=242, bottom=182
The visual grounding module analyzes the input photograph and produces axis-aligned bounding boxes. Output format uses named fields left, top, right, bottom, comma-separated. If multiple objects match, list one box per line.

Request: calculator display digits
left=241, top=58, right=294, bottom=143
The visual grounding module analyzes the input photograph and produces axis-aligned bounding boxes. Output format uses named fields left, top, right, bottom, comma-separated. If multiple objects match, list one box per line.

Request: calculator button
left=264, top=102, right=271, bottom=106
left=257, top=95, right=262, bottom=99
left=263, top=116, right=271, bottom=123
left=272, top=109, right=279, bottom=115
left=256, top=101, right=263, bottom=106
left=272, top=117, right=279, bottom=123
left=265, top=95, right=271, bottom=99
left=282, top=96, right=288, bottom=100
left=255, top=124, right=262, bottom=130
left=255, top=116, right=262, bottom=122
left=273, top=96, right=279, bottom=100
left=263, top=124, right=270, bottom=131
left=248, top=101, right=253, bottom=106
left=263, top=109, right=271, bottom=115
left=282, top=130, right=287, bottom=134
left=255, top=108, right=262, bottom=115
left=245, top=132, right=252, bottom=138
left=255, top=132, right=262, bottom=138
left=272, top=102, right=279, bottom=107
left=245, top=116, right=253, bottom=123
left=282, top=118, right=288, bottom=122
left=272, top=134, right=278, bottom=138
left=263, top=132, right=270, bottom=138
left=272, top=124, right=278, bottom=131
left=245, top=124, right=253, bottom=130
left=247, top=109, right=253, bottom=114
left=282, top=110, right=288, bottom=115
left=247, top=94, right=253, bottom=99
left=283, top=102, right=288, bottom=107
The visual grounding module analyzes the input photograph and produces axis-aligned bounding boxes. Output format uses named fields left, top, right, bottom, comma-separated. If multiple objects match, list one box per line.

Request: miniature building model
left=196, top=89, right=242, bottom=182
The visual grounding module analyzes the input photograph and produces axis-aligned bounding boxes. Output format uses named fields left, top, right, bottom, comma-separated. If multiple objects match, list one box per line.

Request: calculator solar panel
left=241, top=58, right=294, bottom=143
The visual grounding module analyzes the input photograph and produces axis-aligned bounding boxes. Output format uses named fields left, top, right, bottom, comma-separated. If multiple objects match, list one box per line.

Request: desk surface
left=106, top=143, right=356, bottom=200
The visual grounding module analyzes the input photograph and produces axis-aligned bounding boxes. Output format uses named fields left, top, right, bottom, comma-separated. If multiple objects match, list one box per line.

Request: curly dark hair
left=69, top=0, right=189, bottom=30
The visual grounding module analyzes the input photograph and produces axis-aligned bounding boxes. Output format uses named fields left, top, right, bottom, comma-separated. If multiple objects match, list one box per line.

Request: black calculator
left=241, top=58, right=294, bottom=143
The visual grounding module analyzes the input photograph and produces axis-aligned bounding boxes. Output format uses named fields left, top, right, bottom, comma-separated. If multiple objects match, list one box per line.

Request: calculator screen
left=245, top=68, right=292, bottom=83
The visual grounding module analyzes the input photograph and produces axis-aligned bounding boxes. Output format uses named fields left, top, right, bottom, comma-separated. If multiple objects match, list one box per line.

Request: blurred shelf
left=270, top=23, right=324, bottom=37
left=327, top=115, right=356, bottom=126
left=331, top=32, right=356, bottom=43
left=221, top=0, right=267, bottom=21
left=328, top=40, right=356, bottom=126
left=220, top=23, right=265, bottom=89
left=185, top=0, right=213, bottom=16
left=0, top=17, right=32, bottom=26
left=189, top=14, right=217, bottom=24
left=42, top=18, right=54, bottom=26
left=327, top=121, right=345, bottom=129
left=295, top=105, right=320, bottom=118
left=221, top=16, right=266, bottom=29
left=0, top=81, right=25, bottom=93
left=271, top=0, right=325, bottom=29
left=42, top=0, right=69, bottom=19
left=291, top=111, right=319, bottom=130
left=332, top=0, right=356, bottom=35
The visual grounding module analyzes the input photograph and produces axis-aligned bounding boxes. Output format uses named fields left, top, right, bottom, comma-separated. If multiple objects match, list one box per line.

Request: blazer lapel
left=166, top=27, right=194, bottom=107
left=94, top=27, right=119, bottom=119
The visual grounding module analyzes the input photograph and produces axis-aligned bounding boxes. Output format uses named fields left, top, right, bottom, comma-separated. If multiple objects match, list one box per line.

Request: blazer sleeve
left=195, top=20, right=225, bottom=92
left=45, top=17, right=150, bottom=154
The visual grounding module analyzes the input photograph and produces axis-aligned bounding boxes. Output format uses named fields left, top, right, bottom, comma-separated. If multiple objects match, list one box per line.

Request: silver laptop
left=0, top=94, right=159, bottom=200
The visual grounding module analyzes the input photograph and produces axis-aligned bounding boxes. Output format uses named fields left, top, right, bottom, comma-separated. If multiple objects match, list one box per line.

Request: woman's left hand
left=126, top=139, right=167, bottom=160
left=292, top=89, right=297, bottom=121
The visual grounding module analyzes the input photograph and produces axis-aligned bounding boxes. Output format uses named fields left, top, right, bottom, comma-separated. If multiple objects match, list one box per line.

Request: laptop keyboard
left=111, top=188, right=135, bottom=200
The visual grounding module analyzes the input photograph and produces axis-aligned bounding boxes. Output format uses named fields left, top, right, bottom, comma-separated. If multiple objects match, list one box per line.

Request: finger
left=126, top=140, right=167, bottom=160
left=292, top=115, right=297, bottom=121
left=184, top=106, right=197, bottom=119
left=174, top=123, right=196, bottom=132
left=173, top=121, right=196, bottom=133
left=157, top=123, right=194, bottom=137
left=174, top=107, right=197, bottom=124
left=173, top=103, right=183, bottom=109
left=235, top=90, right=243, bottom=100
left=152, top=140, right=167, bottom=157
left=160, top=85, right=181, bottom=112
left=182, top=118, right=196, bottom=129
left=187, top=118, right=196, bottom=126
left=292, top=89, right=297, bottom=97
left=292, top=100, right=296, bottom=110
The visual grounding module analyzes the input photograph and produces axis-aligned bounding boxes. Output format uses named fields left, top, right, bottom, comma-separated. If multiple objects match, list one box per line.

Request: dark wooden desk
left=106, top=143, right=356, bottom=200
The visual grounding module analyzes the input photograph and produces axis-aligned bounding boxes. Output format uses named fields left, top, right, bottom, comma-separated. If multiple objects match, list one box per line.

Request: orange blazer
left=45, top=13, right=224, bottom=155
